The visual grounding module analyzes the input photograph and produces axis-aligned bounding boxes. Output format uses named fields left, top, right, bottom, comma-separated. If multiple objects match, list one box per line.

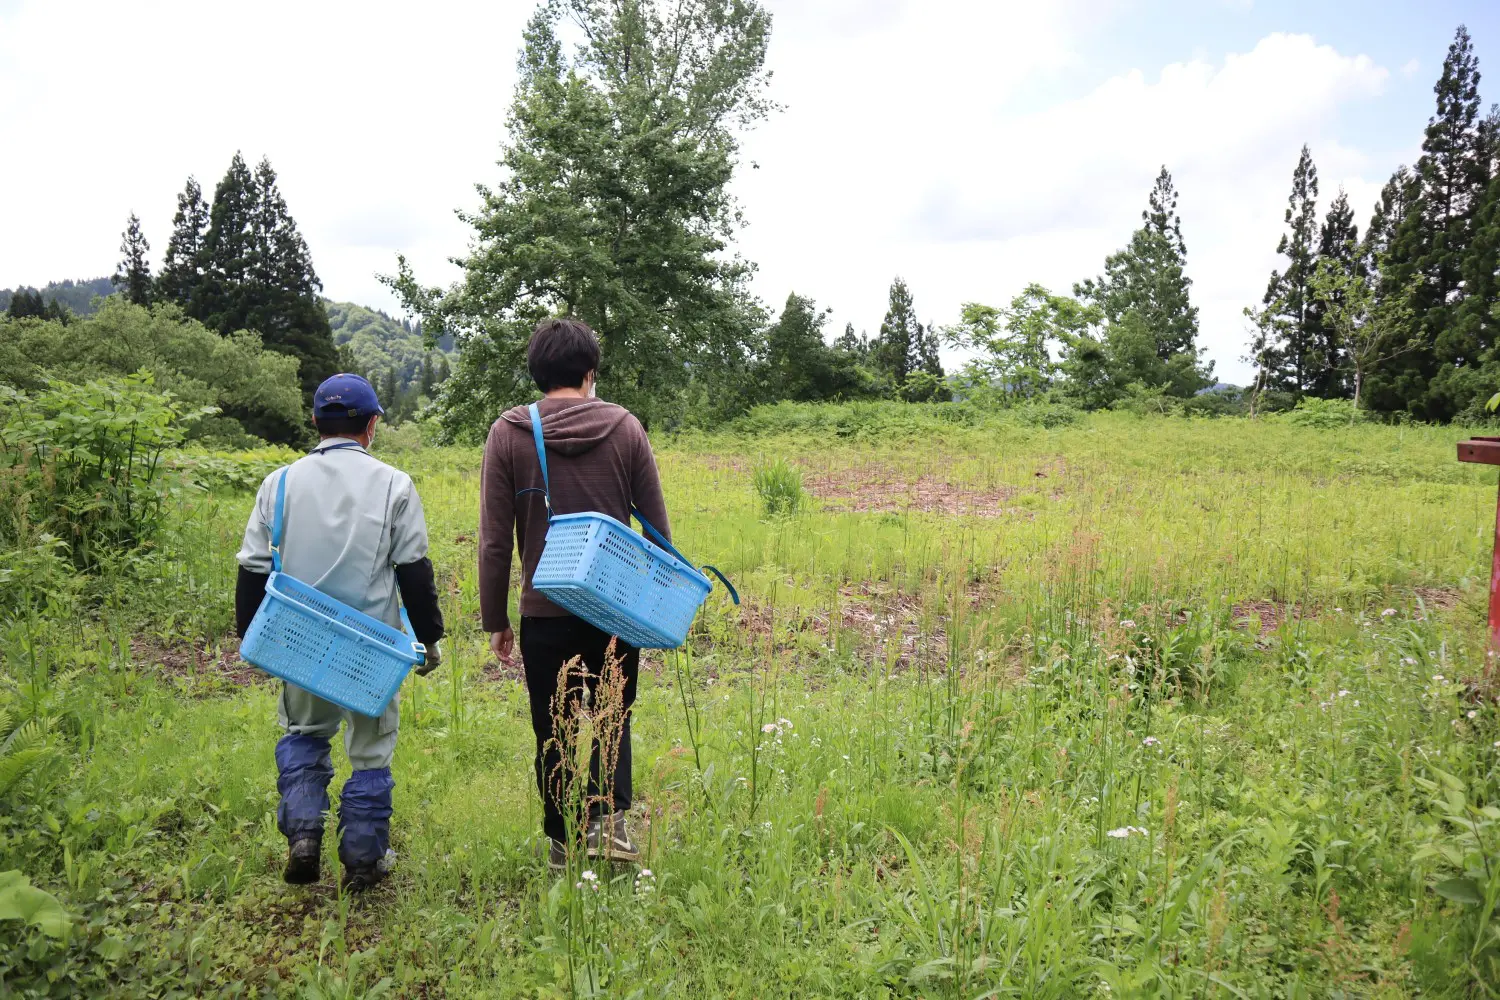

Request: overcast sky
left=3, top=0, right=1499, bottom=384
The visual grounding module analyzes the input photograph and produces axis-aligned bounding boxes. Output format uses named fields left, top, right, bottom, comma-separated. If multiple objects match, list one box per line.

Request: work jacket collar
left=310, top=437, right=369, bottom=456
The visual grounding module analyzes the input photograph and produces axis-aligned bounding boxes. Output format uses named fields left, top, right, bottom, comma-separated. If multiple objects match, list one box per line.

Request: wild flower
left=634, top=869, right=656, bottom=895
left=1142, top=736, right=1160, bottom=747
left=762, top=723, right=777, bottom=733
left=576, top=869, right=600, bottom=892
left=1402, top=657, right=1417, bottom=666
left=1106, top=826, right=1148, bottom=839
left=1433, top=675, right=1445, bottom=683
left=1381, top=608, right=1397, bottom=617
left=1467, top=710, right=1478, bottom=719
left=1337, top=690, right=1351, bottom=698
left=1119, top=619, right=1137, bottom=629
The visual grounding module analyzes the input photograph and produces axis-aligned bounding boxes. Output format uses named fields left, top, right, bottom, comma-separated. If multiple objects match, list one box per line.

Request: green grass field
left=3, top=410, right=1500, bottom=998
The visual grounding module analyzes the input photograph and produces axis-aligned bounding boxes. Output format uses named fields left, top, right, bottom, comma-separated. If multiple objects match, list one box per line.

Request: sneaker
left=547, top=838, right=568, bottom=872
left=586, top=811, right=640, bottom=863
left=283, top=838, right=321, bottom=885
left=341, top=849, right=396, bottom=892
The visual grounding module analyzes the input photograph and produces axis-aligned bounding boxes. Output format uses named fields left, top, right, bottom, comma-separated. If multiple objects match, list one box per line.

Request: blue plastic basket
left=524, top=402, right=736, bottom=650
left=240, top=466, right=426, bottom=717
left=533, top=512, right=712, bottom=649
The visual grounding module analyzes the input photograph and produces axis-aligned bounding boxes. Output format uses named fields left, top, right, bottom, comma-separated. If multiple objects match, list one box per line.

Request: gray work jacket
left=236, top=438, right=431, bottom=630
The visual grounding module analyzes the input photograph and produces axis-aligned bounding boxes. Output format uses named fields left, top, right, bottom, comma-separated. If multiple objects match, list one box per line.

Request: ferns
left=0, top=707, right=61, bottom=797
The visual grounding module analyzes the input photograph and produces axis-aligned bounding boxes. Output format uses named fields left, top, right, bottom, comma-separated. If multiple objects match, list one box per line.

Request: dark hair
left=314, top=413, right=378, bottom=438
left=528, top=317, right=600, bottom=392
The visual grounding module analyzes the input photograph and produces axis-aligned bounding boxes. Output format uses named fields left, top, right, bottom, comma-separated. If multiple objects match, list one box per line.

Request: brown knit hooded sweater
left=478, top=397, right=670, bottom=632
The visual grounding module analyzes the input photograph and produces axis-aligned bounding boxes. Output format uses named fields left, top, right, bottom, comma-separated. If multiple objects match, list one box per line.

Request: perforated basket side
left=533, top=514, right=710, bottom=649
left=240, top=573, right=417, bottom=717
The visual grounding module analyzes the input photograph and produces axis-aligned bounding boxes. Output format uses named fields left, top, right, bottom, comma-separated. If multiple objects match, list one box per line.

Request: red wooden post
left=1457, top=436, right=1500, bottom=655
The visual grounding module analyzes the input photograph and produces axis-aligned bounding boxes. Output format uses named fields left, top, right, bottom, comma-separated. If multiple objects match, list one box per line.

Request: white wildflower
left=1106, top=826, right=1148, bottom=839
left=1142, top=736, right=1160, bottom=747
left=1467, top=710, right=1478, bottom=719
left=1381, top=608, right=1397, bottom=617
left=1433, top=675, right=1445, bottom=683
left=762, top=723, right=778, bottom=733
left=1337, top=690, right=1351, bottom=698
left=1119, top=620, right=1136, bottom=629
left=778, top=718, right=793, bottom=729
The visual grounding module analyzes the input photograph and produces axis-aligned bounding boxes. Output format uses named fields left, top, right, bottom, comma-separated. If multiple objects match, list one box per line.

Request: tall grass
left=0, top=410, right=1496, bottom=996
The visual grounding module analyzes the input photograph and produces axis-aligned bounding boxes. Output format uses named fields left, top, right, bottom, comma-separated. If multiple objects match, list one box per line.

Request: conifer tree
left=156, top=177, right=209, bottom=311
left=197, top=153, right=259, bottom=335
left=1076, top=166, right=1203, bottom=370
left=176, top=153, right=338, bottom=412
left=1260, top=145, right=1320, bottom=395
left=1309, top=188, right=1360, bottom=398
left=420, top=353, right=436, bottom=398
left=111, top=213, right=154, bottom=307
left=1368, top=25, right=1491, bottom=419
left=245, top=157, right=339, bottom=400
left=873, top=277, right=919, bottom=393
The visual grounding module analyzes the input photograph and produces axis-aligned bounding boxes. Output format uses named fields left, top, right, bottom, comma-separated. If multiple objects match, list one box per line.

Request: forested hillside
left=325, top=299, right=452, bottom=395
left=0, top=277, right=113, bottom=316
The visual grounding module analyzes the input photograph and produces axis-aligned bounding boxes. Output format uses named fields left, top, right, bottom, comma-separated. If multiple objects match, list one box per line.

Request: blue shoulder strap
left=270, top=468, right=288, bottom=574
left=525, top=402, right=737, bottom=605
left=526, top=402, right=553, bottom=520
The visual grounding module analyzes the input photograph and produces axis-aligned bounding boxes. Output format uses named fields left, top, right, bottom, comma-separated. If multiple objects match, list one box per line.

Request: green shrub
left=752, top=458, right=804, bottom=518
left=0, top=299, right=306, bottom=446
left=1278, top=396, right=1365, bottom=429
left=0, top=375, right=210, bottom=570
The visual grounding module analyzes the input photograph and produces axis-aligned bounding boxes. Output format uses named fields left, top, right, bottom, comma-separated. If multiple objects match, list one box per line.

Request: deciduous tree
left=384, top=0, right=775, bottom=439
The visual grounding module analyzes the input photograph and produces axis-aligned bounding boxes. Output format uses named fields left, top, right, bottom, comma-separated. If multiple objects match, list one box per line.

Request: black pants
left=520, top=615, right=640, bottom=843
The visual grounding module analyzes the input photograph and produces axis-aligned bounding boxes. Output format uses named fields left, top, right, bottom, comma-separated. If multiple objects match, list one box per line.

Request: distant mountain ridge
left=0, top=277, right=114, bottom=315
left=0, top=280, right=444, bottom=395
left=323, top=299, right=452, bottom=395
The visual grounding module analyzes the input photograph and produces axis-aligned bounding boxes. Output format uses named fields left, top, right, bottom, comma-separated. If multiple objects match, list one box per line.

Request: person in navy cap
left=235, top=374, right=446, bottom=890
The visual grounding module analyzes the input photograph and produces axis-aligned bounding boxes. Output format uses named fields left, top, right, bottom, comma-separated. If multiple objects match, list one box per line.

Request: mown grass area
left=3, top=411, right=1499, bottom=998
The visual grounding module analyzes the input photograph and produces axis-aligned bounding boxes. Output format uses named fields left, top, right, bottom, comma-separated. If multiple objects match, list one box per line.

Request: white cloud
left=0, top=0, right=531, bottom=312
left=0, top=1, right=1398, bottom=385
left=737, top=25, right=1392, bottom=382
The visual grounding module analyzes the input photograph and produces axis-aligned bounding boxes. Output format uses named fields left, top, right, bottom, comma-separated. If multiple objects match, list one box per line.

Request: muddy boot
left=283, top=837, right=322, bottom=885
left=341, top=849, right=396, bottom=892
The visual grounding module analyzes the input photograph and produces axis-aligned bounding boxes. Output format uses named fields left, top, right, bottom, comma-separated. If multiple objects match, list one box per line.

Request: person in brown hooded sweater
left=479, top=317, right=669, bottom=869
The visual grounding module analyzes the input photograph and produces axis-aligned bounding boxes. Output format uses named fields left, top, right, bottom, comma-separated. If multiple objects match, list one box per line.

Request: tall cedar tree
left=111, top=213, right=154, bottom=307
left=1368, top=25, right=1492, bottom=419
left=384, top=0, right=774, bottom=439
left=1261, top=145, right=1321, bottom=396
left=872, top=277, right=944, bottom=400
left=1458, top=144, right=1500, bottom=362
left=156, top=177, right=208, bottom=311
left=1076, top=166, right=1201, bottom=364
left=161, top=154, right=338, bottom=423
left=1310, top=188, right=1360, bottom=398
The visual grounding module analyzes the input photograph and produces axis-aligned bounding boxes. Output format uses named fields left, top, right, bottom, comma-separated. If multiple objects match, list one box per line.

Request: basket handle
left=631, top=506, right=739, bottom=606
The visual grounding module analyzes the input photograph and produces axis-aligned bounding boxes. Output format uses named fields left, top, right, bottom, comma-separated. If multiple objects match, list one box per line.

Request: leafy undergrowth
left=2, top=413, right=1499, bottom=997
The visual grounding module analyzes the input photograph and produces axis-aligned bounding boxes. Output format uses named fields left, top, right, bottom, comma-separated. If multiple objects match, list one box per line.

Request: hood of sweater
left=499, top=398, right=633, bottom=457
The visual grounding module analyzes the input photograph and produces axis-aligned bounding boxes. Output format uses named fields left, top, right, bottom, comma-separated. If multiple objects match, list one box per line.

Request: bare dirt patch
left=130, top=636, right=270, bottom=692
left=804, top=463, right=1027, bottom=517
left=1231, top=600, right=1313, bottom=636
left=733, top=581, right=999, bottom=672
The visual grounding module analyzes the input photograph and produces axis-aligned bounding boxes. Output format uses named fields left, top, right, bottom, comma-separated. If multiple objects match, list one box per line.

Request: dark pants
left=520, top=615, right=640, bottom=843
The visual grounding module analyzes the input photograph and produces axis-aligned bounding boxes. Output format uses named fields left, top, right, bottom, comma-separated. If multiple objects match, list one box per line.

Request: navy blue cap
left=314, top=373, right=384, bottom=420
